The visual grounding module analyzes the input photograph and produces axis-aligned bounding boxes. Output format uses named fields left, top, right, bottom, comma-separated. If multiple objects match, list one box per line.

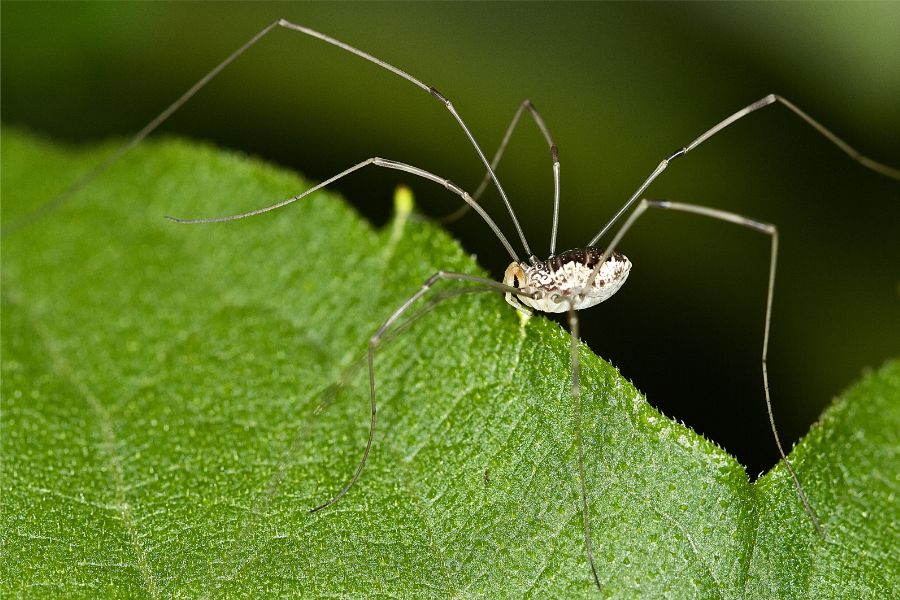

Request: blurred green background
left=3, top=2, right=898, bottom=476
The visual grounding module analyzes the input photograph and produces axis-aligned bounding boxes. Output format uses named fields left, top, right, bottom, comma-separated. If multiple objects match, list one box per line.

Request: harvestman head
left=18, top=19, right=900, bottom=592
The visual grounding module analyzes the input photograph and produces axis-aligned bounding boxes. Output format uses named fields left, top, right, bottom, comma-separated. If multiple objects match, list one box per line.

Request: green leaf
left=2, top=128, right=897, bottom=598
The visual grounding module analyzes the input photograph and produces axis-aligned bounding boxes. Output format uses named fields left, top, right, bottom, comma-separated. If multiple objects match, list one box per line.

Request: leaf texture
left=2, top=129, right=897, bottom=598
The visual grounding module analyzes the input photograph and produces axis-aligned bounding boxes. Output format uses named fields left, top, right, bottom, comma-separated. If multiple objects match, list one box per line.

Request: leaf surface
left=2, top=129, right=897, bottom=598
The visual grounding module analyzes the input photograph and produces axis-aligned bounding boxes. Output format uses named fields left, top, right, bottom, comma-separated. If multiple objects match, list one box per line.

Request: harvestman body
left=27, top=19, right=900, bottom=591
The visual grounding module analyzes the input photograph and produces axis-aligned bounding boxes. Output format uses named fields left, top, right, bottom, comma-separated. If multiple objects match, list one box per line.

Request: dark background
left=4, top=2, right=898, bottom=477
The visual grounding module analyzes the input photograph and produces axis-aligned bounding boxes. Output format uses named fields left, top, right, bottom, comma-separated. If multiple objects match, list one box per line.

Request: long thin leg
left=440, top=99, right=561, bottom=257
left=359, top=276, right=599, bottom=591
left=223, top=285, right=482, bottom=582
left=166, top=156, right=522, bottom=264
left=245, top=284, right=486, bottom=516
left=7, top=19, right=533, bottom=259
left=308, top=270, right=532, bottom=513
left=2, top=21, right=284, bottom=236
left=566, top=305, right=603, bottom=589
left=587, top=94, right=900, bottom=247
left=583, top=199, right=824, bottom=536
left=273, top=21, right=533, bottom=257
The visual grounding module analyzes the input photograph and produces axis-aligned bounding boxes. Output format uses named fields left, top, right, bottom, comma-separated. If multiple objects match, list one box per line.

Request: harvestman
left=30, top=19, right=900, bottom=590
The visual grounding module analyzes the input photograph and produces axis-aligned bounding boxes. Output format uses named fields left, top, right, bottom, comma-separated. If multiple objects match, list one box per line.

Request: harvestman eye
left=22, top=19, right=900, bottom=592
